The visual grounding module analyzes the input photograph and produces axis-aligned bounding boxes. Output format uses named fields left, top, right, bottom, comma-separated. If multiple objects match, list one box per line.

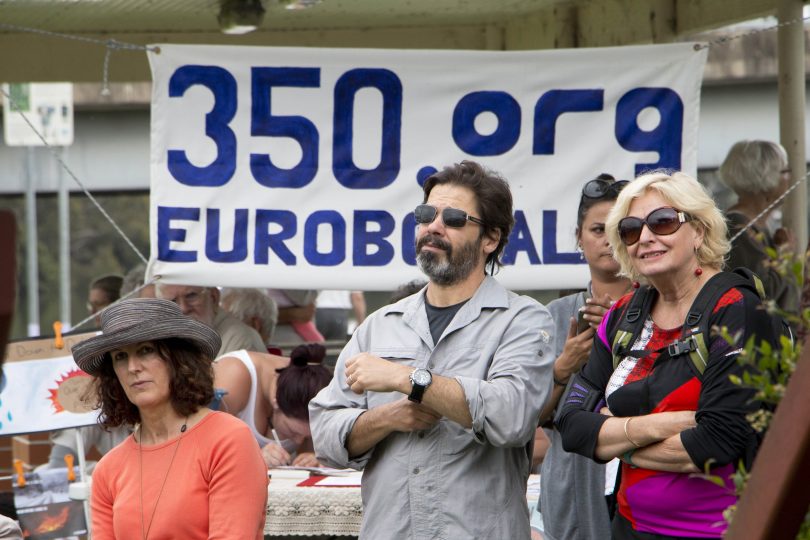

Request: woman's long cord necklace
left=139, top=417, right=188, bottom=540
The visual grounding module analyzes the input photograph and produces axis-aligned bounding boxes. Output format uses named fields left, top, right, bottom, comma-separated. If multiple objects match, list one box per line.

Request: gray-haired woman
left=720, top=140, right=799, bottom=315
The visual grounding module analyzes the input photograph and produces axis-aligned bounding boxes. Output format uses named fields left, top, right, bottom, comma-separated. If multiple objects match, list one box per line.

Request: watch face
left=412, top=369, right=431, bottom=386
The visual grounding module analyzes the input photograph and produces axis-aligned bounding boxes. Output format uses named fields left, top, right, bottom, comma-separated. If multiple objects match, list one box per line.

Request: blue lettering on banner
left=304, top=210, right=346, bottom=266
left=155, top=206, right=590, bottom=267
left=502, top=210, right=541, bottom=265
left=333, top=68, right=403, bottom=189
left=401, top=213, right=417, bottom=266
left=255, top=209, right=297, bottom=265
left=541, top=210, right=581, bottom=264
left=167, top=66, right=237, bottom=186
left=206, top=208, right=248, bottom=262
left=353, top=210, right=395, bottom=266
left=250, top=67, right=321, bottom=188
left=533, top=89, right=604, bottom=155
left=157, top=206, right=200, bottom=262
left=452, top=91, right=521, bottom=156
left=164, top=62, right=687, bottom=189
left=615, top=87, right=683, bottom=173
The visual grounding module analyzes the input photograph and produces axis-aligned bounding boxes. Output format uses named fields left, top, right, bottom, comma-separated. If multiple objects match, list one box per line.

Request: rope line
left=0, top=86, right=149, bottom=266
left=729, top=171, right=809, bottom=244
left=70, top=275, right=163, bottom=330
left=693, top=14, right=810, bottom=50
left=0, top=23, right=160, bottom=94
left=0, top=23, right=158, bottom=52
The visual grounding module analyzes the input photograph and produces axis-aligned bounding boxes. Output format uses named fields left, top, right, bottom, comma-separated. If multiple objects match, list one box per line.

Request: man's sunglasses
left=582, top=179, right=630, bottom=199
left=618, top=207, right=692, bottom=246
left=414, top=204, right=486, bottom=228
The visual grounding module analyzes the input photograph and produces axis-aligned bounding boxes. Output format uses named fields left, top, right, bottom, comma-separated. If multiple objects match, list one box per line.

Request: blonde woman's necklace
left=139, top=417, right=188, bottom=540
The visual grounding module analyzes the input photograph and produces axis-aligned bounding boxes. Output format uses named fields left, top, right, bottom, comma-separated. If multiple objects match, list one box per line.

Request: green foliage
left=0, top=191, right=149, bottom=339
left=713, top=247, right=810, bottom=539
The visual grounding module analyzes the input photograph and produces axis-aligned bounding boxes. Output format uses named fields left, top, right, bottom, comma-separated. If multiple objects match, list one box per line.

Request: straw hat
left=72, top=298, right=221, bottom=376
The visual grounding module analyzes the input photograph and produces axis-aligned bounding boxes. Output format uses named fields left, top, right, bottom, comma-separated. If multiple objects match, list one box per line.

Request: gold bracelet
left=624, top=417, right=642, bottom=448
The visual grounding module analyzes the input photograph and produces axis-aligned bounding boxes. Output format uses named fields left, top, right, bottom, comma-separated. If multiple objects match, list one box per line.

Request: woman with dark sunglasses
left=556, top=171, right=772, bottom=539
left=533, top=174, right=632, bottom=540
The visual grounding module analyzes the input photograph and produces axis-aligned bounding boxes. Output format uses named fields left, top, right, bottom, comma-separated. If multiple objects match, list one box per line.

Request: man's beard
left=416, top=233, right=482, bottom=286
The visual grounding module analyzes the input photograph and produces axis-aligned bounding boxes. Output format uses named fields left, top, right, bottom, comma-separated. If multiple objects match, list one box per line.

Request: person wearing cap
left=73, top=298, right=268, bottom=540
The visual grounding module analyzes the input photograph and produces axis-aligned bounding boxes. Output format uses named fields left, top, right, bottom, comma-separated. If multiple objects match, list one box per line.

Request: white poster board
left=1, top=333, right=98, bottom=435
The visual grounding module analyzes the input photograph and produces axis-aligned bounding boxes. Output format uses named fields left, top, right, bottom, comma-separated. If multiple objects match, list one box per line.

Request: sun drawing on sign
left=34, top=506, right=70, bottom=533
left=47, top=370, right=94, bottom=414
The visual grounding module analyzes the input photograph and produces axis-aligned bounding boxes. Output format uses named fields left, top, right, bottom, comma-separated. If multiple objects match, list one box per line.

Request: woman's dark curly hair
left=87, top=337, right=214, bottom=428
left=276, top=343, right=332, bottom=421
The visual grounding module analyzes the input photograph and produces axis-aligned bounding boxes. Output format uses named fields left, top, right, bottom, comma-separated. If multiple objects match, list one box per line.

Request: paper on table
left=313, top=472, right=363, bottom=487
left=272, top=465, right=357, bottom=476
left=268, top=468, right=310, bottom=480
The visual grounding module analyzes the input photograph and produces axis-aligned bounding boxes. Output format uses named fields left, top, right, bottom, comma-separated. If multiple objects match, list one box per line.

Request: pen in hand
left=271, top=428, right=291, bottom=466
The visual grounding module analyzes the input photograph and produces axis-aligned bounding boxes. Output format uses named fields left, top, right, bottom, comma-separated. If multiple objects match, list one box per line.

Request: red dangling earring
left=694, top=267, right=703, bottom=277
left=632, top=281, right=640, bottom=289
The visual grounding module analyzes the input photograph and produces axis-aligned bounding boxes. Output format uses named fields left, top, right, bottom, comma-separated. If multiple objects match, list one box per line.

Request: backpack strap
left=609, top=272, right=756, bottom=379
left=675, top=271, right=755, bottom=378
left=611, top=285, right=657, bottom=370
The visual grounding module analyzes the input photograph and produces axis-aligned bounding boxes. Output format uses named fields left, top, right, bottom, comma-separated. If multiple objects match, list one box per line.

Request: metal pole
left=778, top=0, right=808, bottom=257
left=25, top=147, right=40, bottom=337
left=58, top=147, right=72, bottom=332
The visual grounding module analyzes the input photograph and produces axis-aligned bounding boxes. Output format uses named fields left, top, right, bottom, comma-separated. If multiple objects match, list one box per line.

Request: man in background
left=156, top=283, right=265, bottom=356
left=221, top=288, right=279, bottom=351
left=86, top=274, right=123, bottom=327
left=315, top=290, right=366, bottom=341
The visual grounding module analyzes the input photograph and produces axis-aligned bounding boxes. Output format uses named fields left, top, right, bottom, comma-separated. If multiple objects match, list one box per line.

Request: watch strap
left=408, top=383, right=427, bottom=403
left=408, top=368, right=431, bottom=403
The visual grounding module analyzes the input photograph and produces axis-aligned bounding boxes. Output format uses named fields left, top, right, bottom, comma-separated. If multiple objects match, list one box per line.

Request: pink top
left=91, top=411, right=268, bottom=539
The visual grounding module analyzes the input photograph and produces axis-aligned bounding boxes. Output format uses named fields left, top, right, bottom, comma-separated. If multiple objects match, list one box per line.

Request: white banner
left=1, top=335, right=98, bottom=435
left=148, top=43, right=707, bottom=290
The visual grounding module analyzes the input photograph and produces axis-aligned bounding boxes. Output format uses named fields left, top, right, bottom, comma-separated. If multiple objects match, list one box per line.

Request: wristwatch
left=408, top=367, right=433, bottom=403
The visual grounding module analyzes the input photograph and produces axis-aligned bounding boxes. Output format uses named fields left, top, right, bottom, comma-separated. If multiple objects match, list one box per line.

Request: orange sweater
left=91, top=411, right=268, bottom=539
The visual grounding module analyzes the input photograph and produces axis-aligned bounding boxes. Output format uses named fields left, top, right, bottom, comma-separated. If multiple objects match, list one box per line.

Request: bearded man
left=310, top=160, right=555, bottom=539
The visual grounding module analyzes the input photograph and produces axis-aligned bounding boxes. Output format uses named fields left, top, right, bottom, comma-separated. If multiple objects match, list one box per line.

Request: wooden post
left=0, top=210, right=15, bottom=361
left=725, top=335, right=810, bottom=539
left=0, top=211, right=16, bottom=489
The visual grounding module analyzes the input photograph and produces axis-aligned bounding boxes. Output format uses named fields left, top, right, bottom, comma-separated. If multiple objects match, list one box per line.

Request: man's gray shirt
left=309, top=276, right=555, bottom=540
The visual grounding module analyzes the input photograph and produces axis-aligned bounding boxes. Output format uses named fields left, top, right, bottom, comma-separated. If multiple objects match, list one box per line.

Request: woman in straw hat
left=73, top=298, right=268, bottom=540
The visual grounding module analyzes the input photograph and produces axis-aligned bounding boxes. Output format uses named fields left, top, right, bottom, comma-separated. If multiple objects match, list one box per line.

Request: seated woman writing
left=73, top=298, right=268, bottom=540
left=556, top=171, right=778, bottom=539
left=214, top=343, right=332, bottom=467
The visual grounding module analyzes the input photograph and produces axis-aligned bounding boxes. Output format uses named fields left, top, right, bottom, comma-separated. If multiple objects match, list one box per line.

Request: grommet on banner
left=53, top=321, right=64, bottom=349
left=13, top=460, right=25, bottom=487
left=65, top=454, right=76, bottom=481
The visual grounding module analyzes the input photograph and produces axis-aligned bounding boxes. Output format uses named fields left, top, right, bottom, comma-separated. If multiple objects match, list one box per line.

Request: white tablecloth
left=265, top=479, right=363, bottom=537
left=265, top=473, right=540, bottom=537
